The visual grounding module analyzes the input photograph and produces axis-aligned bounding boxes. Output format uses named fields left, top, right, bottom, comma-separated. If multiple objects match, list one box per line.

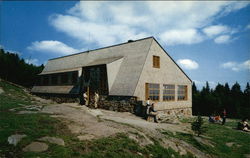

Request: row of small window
left=147, top=83, right=188, bottom=101
left=36, top=71, right=78, bottom=86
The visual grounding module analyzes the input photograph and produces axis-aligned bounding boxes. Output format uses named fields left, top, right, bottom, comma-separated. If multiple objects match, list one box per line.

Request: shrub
left=191, top=115, right=206, bottom=136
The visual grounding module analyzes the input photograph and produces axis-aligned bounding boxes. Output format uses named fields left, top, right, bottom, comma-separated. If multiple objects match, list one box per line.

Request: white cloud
left=221, top=60, right=250, bottom=71
left=25, top=58, right=39, bottom=66
left=246, top=24, right=250, bottom=30
left=202, top=25, right=230, bottom=37
left=48, top=1, right=249, bottom=47
left=177, top=59, right=199, bottom=70
left=159, top=29, right=204, bottom=45
left=214, top=35, right=231, bottom=44
left=49, top=14, right=149, bottom=47
left=27, top=40, right=80, bottom=55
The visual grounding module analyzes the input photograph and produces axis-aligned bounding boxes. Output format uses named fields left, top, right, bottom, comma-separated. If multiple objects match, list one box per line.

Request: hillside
left=0, top=79, right=250, bottom=158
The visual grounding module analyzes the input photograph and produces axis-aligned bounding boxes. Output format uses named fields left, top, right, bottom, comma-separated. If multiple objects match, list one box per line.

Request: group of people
left=208, top=109, right=227, bottom=125
left=82, top=91, right=99, bottom=108
left=145, top=98, right=159, bottom=123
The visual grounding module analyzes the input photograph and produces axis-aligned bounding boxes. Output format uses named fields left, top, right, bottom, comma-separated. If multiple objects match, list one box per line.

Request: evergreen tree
left=191, top=115, right=206, bottom=136
left=0, top=48, right=44, bottom=88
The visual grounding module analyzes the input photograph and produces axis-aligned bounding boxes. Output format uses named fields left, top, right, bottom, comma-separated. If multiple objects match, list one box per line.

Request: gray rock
left=77, top=134, right=96, bottom=141
left=0, top=87, right=4, bottom=94
left=194, top=136, right=215, bottom=147
left=225, top=142, right=241, bottom=148
left=158, top=114, right=181, bottom=124
left=22, top=142, right=48, bottom=152
left=8, top=134, right=27, bottom=146
left=38, top=136, right=65, bottom=146
left=17, top=111, right=38, bottom=114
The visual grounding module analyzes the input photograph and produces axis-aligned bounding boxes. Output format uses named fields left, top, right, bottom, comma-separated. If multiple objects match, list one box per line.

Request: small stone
left=8, top=134, right=27, bottom=146
left=17, top=111, right=38, bottom=114
left=226, top=142, right=234, bottom=147
left=23, top=142, right=48, bottom=152
left=38, top=136, right=65, bottom=146
left=77, top=134, right=96, bottom=141
left=0, top=87, right=4, bottom=94
left=137, top=152, right=143, bottom=156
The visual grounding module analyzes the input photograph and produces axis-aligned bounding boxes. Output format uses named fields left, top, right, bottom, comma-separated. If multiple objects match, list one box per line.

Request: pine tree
left=191, top=115, right=206, bottom=136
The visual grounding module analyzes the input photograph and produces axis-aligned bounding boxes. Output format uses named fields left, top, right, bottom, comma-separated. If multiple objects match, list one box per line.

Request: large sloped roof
left=41, top=37, right=154, bottom=96
left=39, top=36, right=192, bottom=96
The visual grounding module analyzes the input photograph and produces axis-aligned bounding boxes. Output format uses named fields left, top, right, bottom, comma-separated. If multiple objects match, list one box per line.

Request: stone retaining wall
left=96, top=96, right=142, bottom=113
left=159, top=107, right=192, bottom=116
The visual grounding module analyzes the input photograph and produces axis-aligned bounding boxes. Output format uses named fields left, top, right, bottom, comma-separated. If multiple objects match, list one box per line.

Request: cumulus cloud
left=202, top=25, right=230, bottom=37
left=159, top=29, right=204, bottom=45
left=48, top=1, right=249, bottom=47
left=25, top=58, right=39, bottom=66
left=177, top=59, right=199, bottom=70
left=221, top=60, right=250, bottom=71
left=214, top=35, right=231, bottom=44
left=27, top=40, right=80, bottom=55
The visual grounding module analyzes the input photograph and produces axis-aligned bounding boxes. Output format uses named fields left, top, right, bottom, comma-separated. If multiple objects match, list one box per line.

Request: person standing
left=222, top=109, right=227, bottom=125
left=146, top=97, right=151, bottom=106
left=83, top=91, right=88, bottom=106
left=94, top=91, right=99, bottom=108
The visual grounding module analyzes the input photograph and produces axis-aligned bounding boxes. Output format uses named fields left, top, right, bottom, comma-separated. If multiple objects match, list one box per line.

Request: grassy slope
left=164, top=118, right=250, bottom=158
left=0, top=80, right=191, bottom=158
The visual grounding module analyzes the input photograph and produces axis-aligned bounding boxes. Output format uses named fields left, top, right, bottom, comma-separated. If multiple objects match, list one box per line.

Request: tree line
left=0, top=48, right=44, bottom=88
left=192, top=81, right=250, bottom=119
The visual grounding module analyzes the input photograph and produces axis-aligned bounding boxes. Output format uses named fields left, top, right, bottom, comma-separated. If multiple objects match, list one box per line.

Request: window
left=61, top=73, right=68, bottom=84
left=43, top=76, right=49, bottom=86
left=163, top=84, right=175, bottom=101
left=51, top=75, right=58, bottom=85
left=153, top=56, right=160, bottom=68
left=146, top=83, right=160, bottom=101
left=72, top=72, right=78, bottom=84
left=178, top=85, right=187, bottom=100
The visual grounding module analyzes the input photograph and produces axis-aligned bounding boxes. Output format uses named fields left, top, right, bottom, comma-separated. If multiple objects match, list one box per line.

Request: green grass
left=0, top=80, right=193, bottom=158
left=1, top=80, right=249, bottom=158
left=162, top=118, right=250, bottom=158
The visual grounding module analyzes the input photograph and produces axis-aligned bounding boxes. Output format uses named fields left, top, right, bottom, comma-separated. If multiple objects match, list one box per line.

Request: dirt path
left=40, top=103, right=211, bottom=158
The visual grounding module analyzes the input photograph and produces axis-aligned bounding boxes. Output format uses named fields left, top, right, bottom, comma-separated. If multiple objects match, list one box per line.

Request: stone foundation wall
left=159, top=107, right=192, bottom=116
left=96, top=96, right=141, bottom=113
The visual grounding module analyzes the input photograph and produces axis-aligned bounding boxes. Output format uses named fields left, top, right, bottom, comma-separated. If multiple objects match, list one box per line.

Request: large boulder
left=22, top=142, right=48, bottom=152
left=158, top=114, right=181, bottom=124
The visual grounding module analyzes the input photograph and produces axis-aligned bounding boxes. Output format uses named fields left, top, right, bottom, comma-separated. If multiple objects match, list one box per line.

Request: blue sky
left=1, top=1, right=250, bottom=89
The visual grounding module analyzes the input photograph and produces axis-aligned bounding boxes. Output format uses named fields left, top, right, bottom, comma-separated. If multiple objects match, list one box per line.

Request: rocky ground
left=9, top=100, right=212, bottom=158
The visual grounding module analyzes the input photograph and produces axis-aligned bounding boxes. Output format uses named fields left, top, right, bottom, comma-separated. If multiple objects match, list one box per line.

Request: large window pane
left=163, top=84, right=175, bottom=101
left=146, top=83, right=160, bottom=101
left=178, top=85, right=187, bottom=100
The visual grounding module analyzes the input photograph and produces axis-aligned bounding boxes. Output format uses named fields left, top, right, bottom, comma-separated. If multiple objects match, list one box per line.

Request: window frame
left=163, top=84, right=175, bottom=101
left=145, top=83, right=160, bottom=101
left=177, top=85, right=188, bottom=101
left=153, top=55, right=160, bottom=68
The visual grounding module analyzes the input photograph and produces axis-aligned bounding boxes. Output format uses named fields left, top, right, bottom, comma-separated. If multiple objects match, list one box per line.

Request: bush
left=191, top=115, right=206, bottom=136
